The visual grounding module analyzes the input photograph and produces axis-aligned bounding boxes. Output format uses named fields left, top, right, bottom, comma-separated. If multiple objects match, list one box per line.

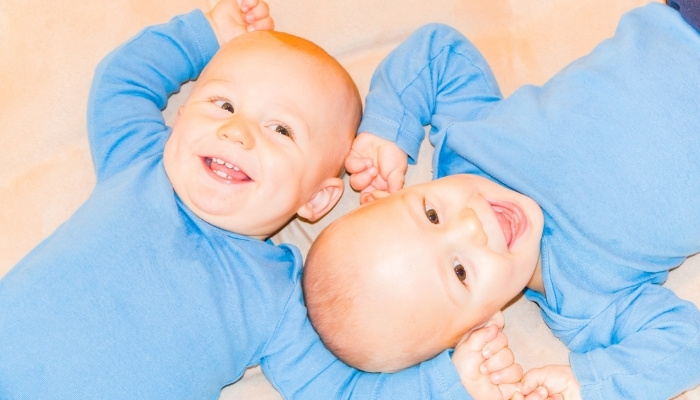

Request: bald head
left=303, top=208, right=454, bottom=373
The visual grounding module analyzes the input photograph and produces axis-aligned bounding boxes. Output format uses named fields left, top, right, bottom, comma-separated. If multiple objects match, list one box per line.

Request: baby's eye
left=213, top=99, right=235, bottom=113
left=425, top=207, right=439, bottom=224
left=270, top=124, right=293, bottom=138
left=454, top=262, right=466, bottom=282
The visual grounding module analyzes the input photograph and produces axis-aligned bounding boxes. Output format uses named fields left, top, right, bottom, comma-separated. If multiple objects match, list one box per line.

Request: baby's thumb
left=345, top=152, right=372, bottom=174
left=385, top=167, right=406, bottom=193
left=456, top=324, right=498, bottom=353
left=499, top=382, right=523, bottom=400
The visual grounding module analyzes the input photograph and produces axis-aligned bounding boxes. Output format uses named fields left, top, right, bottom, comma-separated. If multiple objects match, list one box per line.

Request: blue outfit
left=358, top=3, right=700, bottom=399
left=0, top=11, right=469, bottom=400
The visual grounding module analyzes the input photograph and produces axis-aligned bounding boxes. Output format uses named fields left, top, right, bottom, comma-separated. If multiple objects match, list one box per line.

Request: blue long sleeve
left=87, top=9, right=218, bottom=181
left=359, top=23, right=502, bottom=165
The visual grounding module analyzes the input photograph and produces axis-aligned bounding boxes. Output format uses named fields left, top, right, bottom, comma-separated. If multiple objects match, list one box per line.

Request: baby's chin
left=177, top=195, right=278, bottom=239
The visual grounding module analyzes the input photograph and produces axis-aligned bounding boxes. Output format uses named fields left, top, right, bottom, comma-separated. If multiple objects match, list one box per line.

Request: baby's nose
left=454, top=208, right=487, bottom=245
left=218, top=116, right=256, bottom=149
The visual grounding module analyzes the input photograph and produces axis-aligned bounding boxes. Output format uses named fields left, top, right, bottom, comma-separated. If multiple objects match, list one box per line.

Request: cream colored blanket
left=2, top=0, right=699, bottom=398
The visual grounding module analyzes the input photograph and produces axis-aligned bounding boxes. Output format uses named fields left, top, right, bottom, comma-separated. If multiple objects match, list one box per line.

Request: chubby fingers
left=384, top=165, right=406, bottom=193
left=499, top=382, right=524, bottom=400
left=485, top=310, right=505, bottom=330
left=345, top=150, right=374, bottom=175
left=520, top=386, right=550, bottom=400
left=520, top=367, right=552, bottom=394
left=239, top=0, right=274, bottom=30
left=481, top=336, right=522, bottom=384
left=346, top=153, right=377, bottom=193
left=519, top=367, right=567, bottom=400
left=457, top=324, right=499, bottom=352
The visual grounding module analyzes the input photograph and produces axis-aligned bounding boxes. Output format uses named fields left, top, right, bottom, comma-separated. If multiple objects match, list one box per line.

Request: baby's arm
left=566, top=285, right=700, bottom=398
left=452, top=313, right=523, bottom=400
left=87, top=0, right=272, bottom=181
left=355, top=23, right=502, bottom=192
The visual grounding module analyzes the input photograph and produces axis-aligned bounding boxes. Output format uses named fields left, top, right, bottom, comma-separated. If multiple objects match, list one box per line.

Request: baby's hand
left=516, top=364, right=581, bottom=400
left=206, top=0, right=274, bottom=45
left=345, top=132, right=408, bottom=204
left=452, top=313, right=523, bottom=400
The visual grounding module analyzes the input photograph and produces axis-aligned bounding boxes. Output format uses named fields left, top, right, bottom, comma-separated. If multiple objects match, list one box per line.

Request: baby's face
left=164, top=32, right=357, bottom=238
left=331, top=174, right=544, bottom=365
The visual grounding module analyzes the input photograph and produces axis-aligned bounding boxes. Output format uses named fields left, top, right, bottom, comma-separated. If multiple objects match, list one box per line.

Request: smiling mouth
left=204, top=157, right=251, bottom=181
left=489, top=201, right=527, bottom=249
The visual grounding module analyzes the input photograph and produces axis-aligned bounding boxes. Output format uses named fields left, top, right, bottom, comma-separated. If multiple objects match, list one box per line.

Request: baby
left=303, top=2, right=700, bottom=399
left=0, top=0, right=522, bottom=398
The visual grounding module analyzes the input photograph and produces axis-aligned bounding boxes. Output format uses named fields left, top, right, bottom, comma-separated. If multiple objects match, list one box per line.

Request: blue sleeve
left=260, top=283, right=471, bottom=400
left=570, top=285, right=700, bottom=399
left=86, top=10, right=219, bottom=182
left=666, top=0, right=700, bottom=32
left=358, top=23, right=502, bottom=164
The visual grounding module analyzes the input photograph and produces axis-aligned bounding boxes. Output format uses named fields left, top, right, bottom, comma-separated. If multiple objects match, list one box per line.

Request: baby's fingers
left=457, top=324, right=499, bottom=353
left=239, top=0, right=274, bottom=30
left=383, top=165, right=406, bottom=193
left=499, top=382, right=524, bottom=400
left=488, top=362, right=523, bottom=386
left=348, top=170, right=378, bottom=195
left=521, top=386, right=551, bottom=400
left=521, top=367, right=554, bottom=394
left=345, top=151, right=374, bottom=175
left=481, top=330, right=508, bottom=361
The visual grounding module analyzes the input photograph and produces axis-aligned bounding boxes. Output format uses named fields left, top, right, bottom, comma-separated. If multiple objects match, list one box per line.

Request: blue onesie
left=0, top=10, right=469, bottom=400
left=358, top=3, right=700, bottom=399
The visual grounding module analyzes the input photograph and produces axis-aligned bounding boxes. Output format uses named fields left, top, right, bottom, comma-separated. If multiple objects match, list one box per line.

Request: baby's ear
left=297, top=177, right=345, bottom=222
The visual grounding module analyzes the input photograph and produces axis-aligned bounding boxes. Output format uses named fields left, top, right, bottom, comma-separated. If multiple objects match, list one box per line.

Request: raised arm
left=87, top=0, right=270, bottom=182
left=359, top=23, right=502, bottom=163
left=87, top=10, right=217, bottom=182
left=351, top=23, right=502, bottom=194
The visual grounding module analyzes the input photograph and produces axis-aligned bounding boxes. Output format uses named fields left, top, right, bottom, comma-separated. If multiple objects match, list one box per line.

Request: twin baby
left=2, top=0, right=700, bottom=399
left=304, top=1, right=700, bottom=399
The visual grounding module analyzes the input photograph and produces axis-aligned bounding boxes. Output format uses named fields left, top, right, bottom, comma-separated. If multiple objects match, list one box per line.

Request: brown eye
left=213, top=99, right=235, bottom=113
left=454, top=264, right=466, bottom=281
left=426, top=208, right=439, bottom=224
left=220, top=102, right=234, bottom=113
left=274, top=125, right=291, bottom=137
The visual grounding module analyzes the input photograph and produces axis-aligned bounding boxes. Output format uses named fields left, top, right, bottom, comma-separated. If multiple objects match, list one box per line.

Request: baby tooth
left=213, top=170, right=229, bottom=179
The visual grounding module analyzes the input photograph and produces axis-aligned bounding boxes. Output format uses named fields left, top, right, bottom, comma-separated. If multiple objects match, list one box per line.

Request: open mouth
left=489, top=201, right=527, bottom=249
left=204, top=157, right=251, bottom=182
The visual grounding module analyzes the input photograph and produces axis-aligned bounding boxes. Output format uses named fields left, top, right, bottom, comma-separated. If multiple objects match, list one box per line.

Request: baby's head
left=303, top=174, right=544, bottom=372
left=164, top=30, right=361, bottom=239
